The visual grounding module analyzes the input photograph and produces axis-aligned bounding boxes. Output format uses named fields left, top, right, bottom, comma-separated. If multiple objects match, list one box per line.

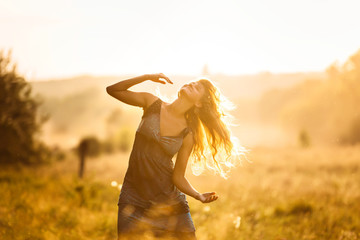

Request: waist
left=118, top=182, right=189, bottom=214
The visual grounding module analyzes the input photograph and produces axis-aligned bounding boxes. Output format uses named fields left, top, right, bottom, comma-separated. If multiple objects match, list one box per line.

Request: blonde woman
left=106, top=73, right=248, bottom=240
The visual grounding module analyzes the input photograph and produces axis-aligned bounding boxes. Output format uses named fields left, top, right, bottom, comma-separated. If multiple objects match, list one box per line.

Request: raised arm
left=106, top=73, right=173, bottom=108
left=172, top=132, right=219, bottom=203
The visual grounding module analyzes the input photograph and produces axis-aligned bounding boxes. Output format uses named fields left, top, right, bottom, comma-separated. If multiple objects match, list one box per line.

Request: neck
left=167, top=97, right=194, bottom=118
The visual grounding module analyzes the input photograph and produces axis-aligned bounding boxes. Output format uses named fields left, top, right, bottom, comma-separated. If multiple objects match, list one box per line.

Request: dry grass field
left=1, top=145, right=359, bottom=240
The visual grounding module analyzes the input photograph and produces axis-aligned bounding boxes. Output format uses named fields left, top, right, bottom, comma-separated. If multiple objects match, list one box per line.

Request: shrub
left=0, top=49, right=50, bottom=165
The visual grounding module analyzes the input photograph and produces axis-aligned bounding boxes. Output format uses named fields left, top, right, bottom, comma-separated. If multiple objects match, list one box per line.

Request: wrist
left=194, top=192, right=201, bottom=200
left=142, top=74, right=150, bottom=80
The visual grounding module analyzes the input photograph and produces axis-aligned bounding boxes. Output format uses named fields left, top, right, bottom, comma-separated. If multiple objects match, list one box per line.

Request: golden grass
left=1, top=145, right=359, bottom=240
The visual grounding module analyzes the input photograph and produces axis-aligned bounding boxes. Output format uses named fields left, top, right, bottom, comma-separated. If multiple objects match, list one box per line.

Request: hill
left=28, top=72, right=326, bottom=149
left=30, top=72, right=325, bottom=100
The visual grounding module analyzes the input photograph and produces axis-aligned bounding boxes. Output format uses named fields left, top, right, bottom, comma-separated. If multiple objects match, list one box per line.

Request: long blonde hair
left=184, top=78, right=250, bottom=179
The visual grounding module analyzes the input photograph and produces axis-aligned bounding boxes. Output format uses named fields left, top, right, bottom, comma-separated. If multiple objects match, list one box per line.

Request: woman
left=106, top=73, right=248, bottom=240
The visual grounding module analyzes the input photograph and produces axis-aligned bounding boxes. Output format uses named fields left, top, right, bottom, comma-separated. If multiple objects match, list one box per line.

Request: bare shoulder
left=143, top=93, right=159, bottom=108
left=142, top=93, right=160, bottom=111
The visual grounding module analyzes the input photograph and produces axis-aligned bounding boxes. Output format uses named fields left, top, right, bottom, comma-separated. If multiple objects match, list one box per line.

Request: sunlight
left=110, top=180, right=118, bottom=187
left=203, top=206, right=211, bottom=212
left=233, top=216, right=241, bottom=229
left=1, top=0, right=360, bottom=79
left=2, top=1, right=360, bottom=239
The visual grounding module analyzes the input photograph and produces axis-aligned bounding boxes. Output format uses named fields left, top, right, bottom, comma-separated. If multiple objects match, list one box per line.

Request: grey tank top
left=118, top=98, right=191, bottom=214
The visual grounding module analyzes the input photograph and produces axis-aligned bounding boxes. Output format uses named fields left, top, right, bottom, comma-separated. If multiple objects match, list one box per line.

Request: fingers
left=150, top=73, right=173, bottom=84
left=202, top=193, right=218, bottom=203
left=159, top=73, right=173, bottom=84
left=165, top=77, right=173, bottom=84
left=207, top=195, right=218, bottom=202
left=204, top=192, right=216, bottom=196
left=153, top=78, right=166, bottom=84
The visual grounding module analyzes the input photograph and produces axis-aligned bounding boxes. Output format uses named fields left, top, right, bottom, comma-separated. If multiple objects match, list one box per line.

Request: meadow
left=1, top=145, right=359, bottom=240
left=2, top=2, right=360, bottom=239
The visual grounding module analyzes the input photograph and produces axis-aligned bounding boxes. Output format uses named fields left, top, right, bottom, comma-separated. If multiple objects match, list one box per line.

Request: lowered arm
left=172, top=132, right=201, bottom=200
left=172, top=132, right=218, bottom=203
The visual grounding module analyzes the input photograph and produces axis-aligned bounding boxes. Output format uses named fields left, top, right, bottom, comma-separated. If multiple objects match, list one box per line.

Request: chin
left=180, top=91, right=196, bottom=104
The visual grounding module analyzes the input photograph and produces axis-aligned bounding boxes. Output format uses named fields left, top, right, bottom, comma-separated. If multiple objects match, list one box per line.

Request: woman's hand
left=146, top=73, right=173, bottom=84
left=197, top=192, right=218, bottom=203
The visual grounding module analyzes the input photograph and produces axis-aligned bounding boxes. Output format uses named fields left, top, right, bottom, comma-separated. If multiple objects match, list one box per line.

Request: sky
left=1, top=0, right=360, bottom=81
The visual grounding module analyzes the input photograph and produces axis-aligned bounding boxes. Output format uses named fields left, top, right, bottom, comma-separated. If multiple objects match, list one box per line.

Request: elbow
left=106, top=86, right=112, bottom=94
left=106, top=86, right=126, bottom=95
left=106, top=86, right=122, bottom=97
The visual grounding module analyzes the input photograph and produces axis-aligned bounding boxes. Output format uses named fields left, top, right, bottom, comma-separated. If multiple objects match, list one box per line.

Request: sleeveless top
left=118, top=98, right=191, bottom=214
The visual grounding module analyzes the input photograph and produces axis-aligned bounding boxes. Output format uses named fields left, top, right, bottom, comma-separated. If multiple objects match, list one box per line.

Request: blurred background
left=1, top=0, right=360, bottom=239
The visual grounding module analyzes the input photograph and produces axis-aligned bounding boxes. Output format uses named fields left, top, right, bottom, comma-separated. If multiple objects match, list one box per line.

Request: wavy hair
left=183, top=78, right=250, bottom=179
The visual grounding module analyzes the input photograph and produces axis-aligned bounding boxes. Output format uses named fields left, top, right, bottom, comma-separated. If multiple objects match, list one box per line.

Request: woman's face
left=179, top=81, right=206, bottom=106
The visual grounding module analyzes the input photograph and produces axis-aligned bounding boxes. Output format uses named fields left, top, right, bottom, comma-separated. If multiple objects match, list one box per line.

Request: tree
left=0, top=49, right=50, bottom=164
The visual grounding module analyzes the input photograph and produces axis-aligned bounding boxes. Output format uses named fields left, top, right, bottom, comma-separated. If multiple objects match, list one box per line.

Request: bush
left=0, top=49, right=50, bottom=165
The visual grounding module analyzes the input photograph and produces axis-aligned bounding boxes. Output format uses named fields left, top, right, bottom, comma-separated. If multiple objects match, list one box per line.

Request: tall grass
left=1, top=146, right=359, bottom=239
